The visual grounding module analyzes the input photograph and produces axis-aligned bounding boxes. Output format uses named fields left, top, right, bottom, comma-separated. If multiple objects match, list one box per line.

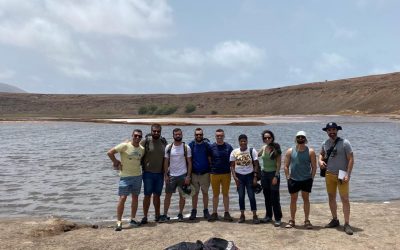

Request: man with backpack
left=188, top=128, right=212, bottom=220
left=159, top=128, right=192, bottom=222
left=140, top=123, right=167, bottom=224
left=319, top=122, right=354, bottom=235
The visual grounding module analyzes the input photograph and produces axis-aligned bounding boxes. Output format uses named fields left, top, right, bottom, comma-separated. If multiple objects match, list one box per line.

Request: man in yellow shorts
left=319, top=122, right=354, bottom=235
left=208, top=129, right=234, bottom=222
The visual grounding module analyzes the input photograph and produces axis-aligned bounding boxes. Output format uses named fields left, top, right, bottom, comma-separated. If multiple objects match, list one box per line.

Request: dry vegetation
left=1, top=72, right=399, bottom=119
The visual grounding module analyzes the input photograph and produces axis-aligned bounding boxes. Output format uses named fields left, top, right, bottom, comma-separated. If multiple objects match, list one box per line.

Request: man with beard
left=319, top=122, right=354, bottom=235
left=140, top=124, right=167, bottom=224
left=159, top=128, right=192, bottom=222
left=284, top=131, right=317, bottom=229
left=188, top=128, right=212, bottom=220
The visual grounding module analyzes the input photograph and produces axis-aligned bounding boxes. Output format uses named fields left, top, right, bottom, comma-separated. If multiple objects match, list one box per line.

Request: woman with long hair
left=258, top=130, right=283, bottom=227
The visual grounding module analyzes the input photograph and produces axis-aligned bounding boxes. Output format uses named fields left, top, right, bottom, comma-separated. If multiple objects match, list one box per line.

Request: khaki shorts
left=210, top=173, right=231, bottom=196
left=326, top=172, right=349, bottom=196
left=192, top=173, right=210, bottom=194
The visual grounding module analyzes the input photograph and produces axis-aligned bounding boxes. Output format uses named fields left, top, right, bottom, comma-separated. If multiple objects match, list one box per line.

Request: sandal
left=304, top=220, right=313, bottom=229
left=285, top=220, right=295, bottom=228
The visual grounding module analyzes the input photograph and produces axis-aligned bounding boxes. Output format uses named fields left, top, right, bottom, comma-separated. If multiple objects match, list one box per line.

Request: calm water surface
left=0, top=116, right=399, bottom=223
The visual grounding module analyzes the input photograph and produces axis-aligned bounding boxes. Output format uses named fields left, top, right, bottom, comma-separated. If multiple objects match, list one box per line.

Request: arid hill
left=1, top=72, right=399, bottom=119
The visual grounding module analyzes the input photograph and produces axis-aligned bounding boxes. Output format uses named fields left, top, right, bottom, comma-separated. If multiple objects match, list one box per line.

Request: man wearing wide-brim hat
left=319, top=122, right=354, bottom=235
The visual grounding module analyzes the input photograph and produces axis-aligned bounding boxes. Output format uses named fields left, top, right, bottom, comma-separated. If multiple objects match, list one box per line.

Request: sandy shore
left=1, top=200, right=398, bottom=250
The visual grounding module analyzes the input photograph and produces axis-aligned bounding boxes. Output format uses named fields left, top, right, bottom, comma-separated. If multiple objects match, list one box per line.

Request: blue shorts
left=143, top=172, right=164, bottom=196
left=118, top=176, right=142, bottom=196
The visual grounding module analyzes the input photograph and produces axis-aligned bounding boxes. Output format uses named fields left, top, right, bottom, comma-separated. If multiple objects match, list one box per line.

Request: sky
left=0, top=0, right=399, bottom=94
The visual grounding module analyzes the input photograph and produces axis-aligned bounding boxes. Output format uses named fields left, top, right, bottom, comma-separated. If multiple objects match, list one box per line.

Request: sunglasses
left=152, top=130, right=161, bottom=133
left=133, top=135, right=142, bottom=138
left=195, top=134, right=203, bottom=136
left=296, top=136, right=306, bottom=139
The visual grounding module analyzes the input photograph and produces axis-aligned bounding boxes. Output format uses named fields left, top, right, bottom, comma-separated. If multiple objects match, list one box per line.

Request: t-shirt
left=189, top=140, right=211, bottom=174
left=114, top=142, right=144, bottom=177
left=230, top=148, right=258, bottom=175
left=290, top=146, right=311, bottom=181
left=164, top=143, right=192, bottom=176
left=140, top=138, right=166, bottom=173
left=321, top=138, right=353, bottom=175
left=210, top=143, right=233, bottom=174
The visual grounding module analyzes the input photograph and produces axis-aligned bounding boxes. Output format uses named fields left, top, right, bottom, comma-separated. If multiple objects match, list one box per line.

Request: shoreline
left=1, top=200, right=399, bottom=250
left=1, top=113, right=399, bottom=126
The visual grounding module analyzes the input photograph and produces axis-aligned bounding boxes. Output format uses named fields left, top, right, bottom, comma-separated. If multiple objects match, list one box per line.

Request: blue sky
left=0, top=0, right=399, bottom=94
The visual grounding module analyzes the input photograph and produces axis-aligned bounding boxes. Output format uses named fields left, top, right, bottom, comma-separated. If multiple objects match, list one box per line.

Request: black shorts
left=287, top=178, right=313, bottom=194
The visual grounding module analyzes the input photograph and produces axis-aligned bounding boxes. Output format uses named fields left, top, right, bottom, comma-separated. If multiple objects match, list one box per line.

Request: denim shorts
left=118, top=176, right=142, bottom=196
left=143, top=171, right=164, bottom=196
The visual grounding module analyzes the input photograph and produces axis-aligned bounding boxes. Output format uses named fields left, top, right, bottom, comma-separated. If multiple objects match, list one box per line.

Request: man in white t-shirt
left=159, top=128, right=192, bottom=222
left=230, top=134, right=260, bottom=224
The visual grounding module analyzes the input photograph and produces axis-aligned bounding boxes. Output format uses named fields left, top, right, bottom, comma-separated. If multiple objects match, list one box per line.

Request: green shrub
left=211, top=110, right=218, bottom=115
left=138, top=106, right=148, bottom=115
left=154, top=105, right=178, bottom=115
left=185, top=104, right=196, bottom=113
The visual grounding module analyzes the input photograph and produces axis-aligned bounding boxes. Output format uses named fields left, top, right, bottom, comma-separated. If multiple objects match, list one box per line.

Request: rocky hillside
left=1, top=72, right=399, bottom=118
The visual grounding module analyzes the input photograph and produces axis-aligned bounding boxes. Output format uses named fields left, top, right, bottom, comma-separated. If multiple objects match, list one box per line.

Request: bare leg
left=130, top=194, right=138, bottom=219
left=223, top=194, right=230, bottom=212
left=202, top=191, right=209, bottom=210
left=340, top=194, right=350, bottom=224
left=163, top=192, right=172, bottom=215
left=302, top=191, right=310, bottom=221
left=328, top=192, right=338, bottom=219
left=143, top=195, right=151, bottom=218
left=290, top=193, right=298, bottom=221
left=117, top=196, right=127, bottom=221
left=179, top=194, right=185, bottom=214
left=192, top=192, right=199, bottom=210
left=153, top=194, right=161, bottom=218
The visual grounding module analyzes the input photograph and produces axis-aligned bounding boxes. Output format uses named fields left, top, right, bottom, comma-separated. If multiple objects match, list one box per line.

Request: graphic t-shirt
left=230, top=148, right=258, bottom=175
left=114, top=142, right=144, bottom=177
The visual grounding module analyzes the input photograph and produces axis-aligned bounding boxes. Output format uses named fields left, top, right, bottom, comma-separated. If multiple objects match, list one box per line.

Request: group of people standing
left=107, top=122, right=354, bottom=235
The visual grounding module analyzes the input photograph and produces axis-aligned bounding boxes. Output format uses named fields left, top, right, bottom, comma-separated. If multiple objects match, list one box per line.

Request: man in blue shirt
left=208, top=129, right=234, bottom=222
left=188, top=128, right=212, bottom=220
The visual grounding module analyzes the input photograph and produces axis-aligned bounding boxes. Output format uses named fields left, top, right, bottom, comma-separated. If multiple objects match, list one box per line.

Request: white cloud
left=154, top=48, right=205, bottom=67
left=209, top=41, right=265, bottom=69
left=314, top=53, right=352, bottom=72
left=46, top=0, right=173, bottom=39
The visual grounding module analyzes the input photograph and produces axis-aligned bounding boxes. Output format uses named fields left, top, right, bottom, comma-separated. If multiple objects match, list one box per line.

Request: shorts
left=143, top=171, right=164, bottom=196
left=192, top=173, right=210, bottom=194
left=118, top=176, right=142, bottom=196
left=287, top=178, right=313, bottom=194
left=165, top=174, right=186, bottom=193
left=210, top=173, right=231, bottom=196
left=325, top=172, right=349, bottom=196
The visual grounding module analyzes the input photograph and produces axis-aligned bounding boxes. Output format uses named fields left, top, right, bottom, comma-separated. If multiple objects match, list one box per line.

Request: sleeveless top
left=261, top=145, right=277, bottom=172
left=290, top=146, right=311, bottom=181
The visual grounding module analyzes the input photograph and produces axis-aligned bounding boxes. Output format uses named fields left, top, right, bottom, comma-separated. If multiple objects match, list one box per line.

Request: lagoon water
left=0, top=116, right=399, bottom=223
